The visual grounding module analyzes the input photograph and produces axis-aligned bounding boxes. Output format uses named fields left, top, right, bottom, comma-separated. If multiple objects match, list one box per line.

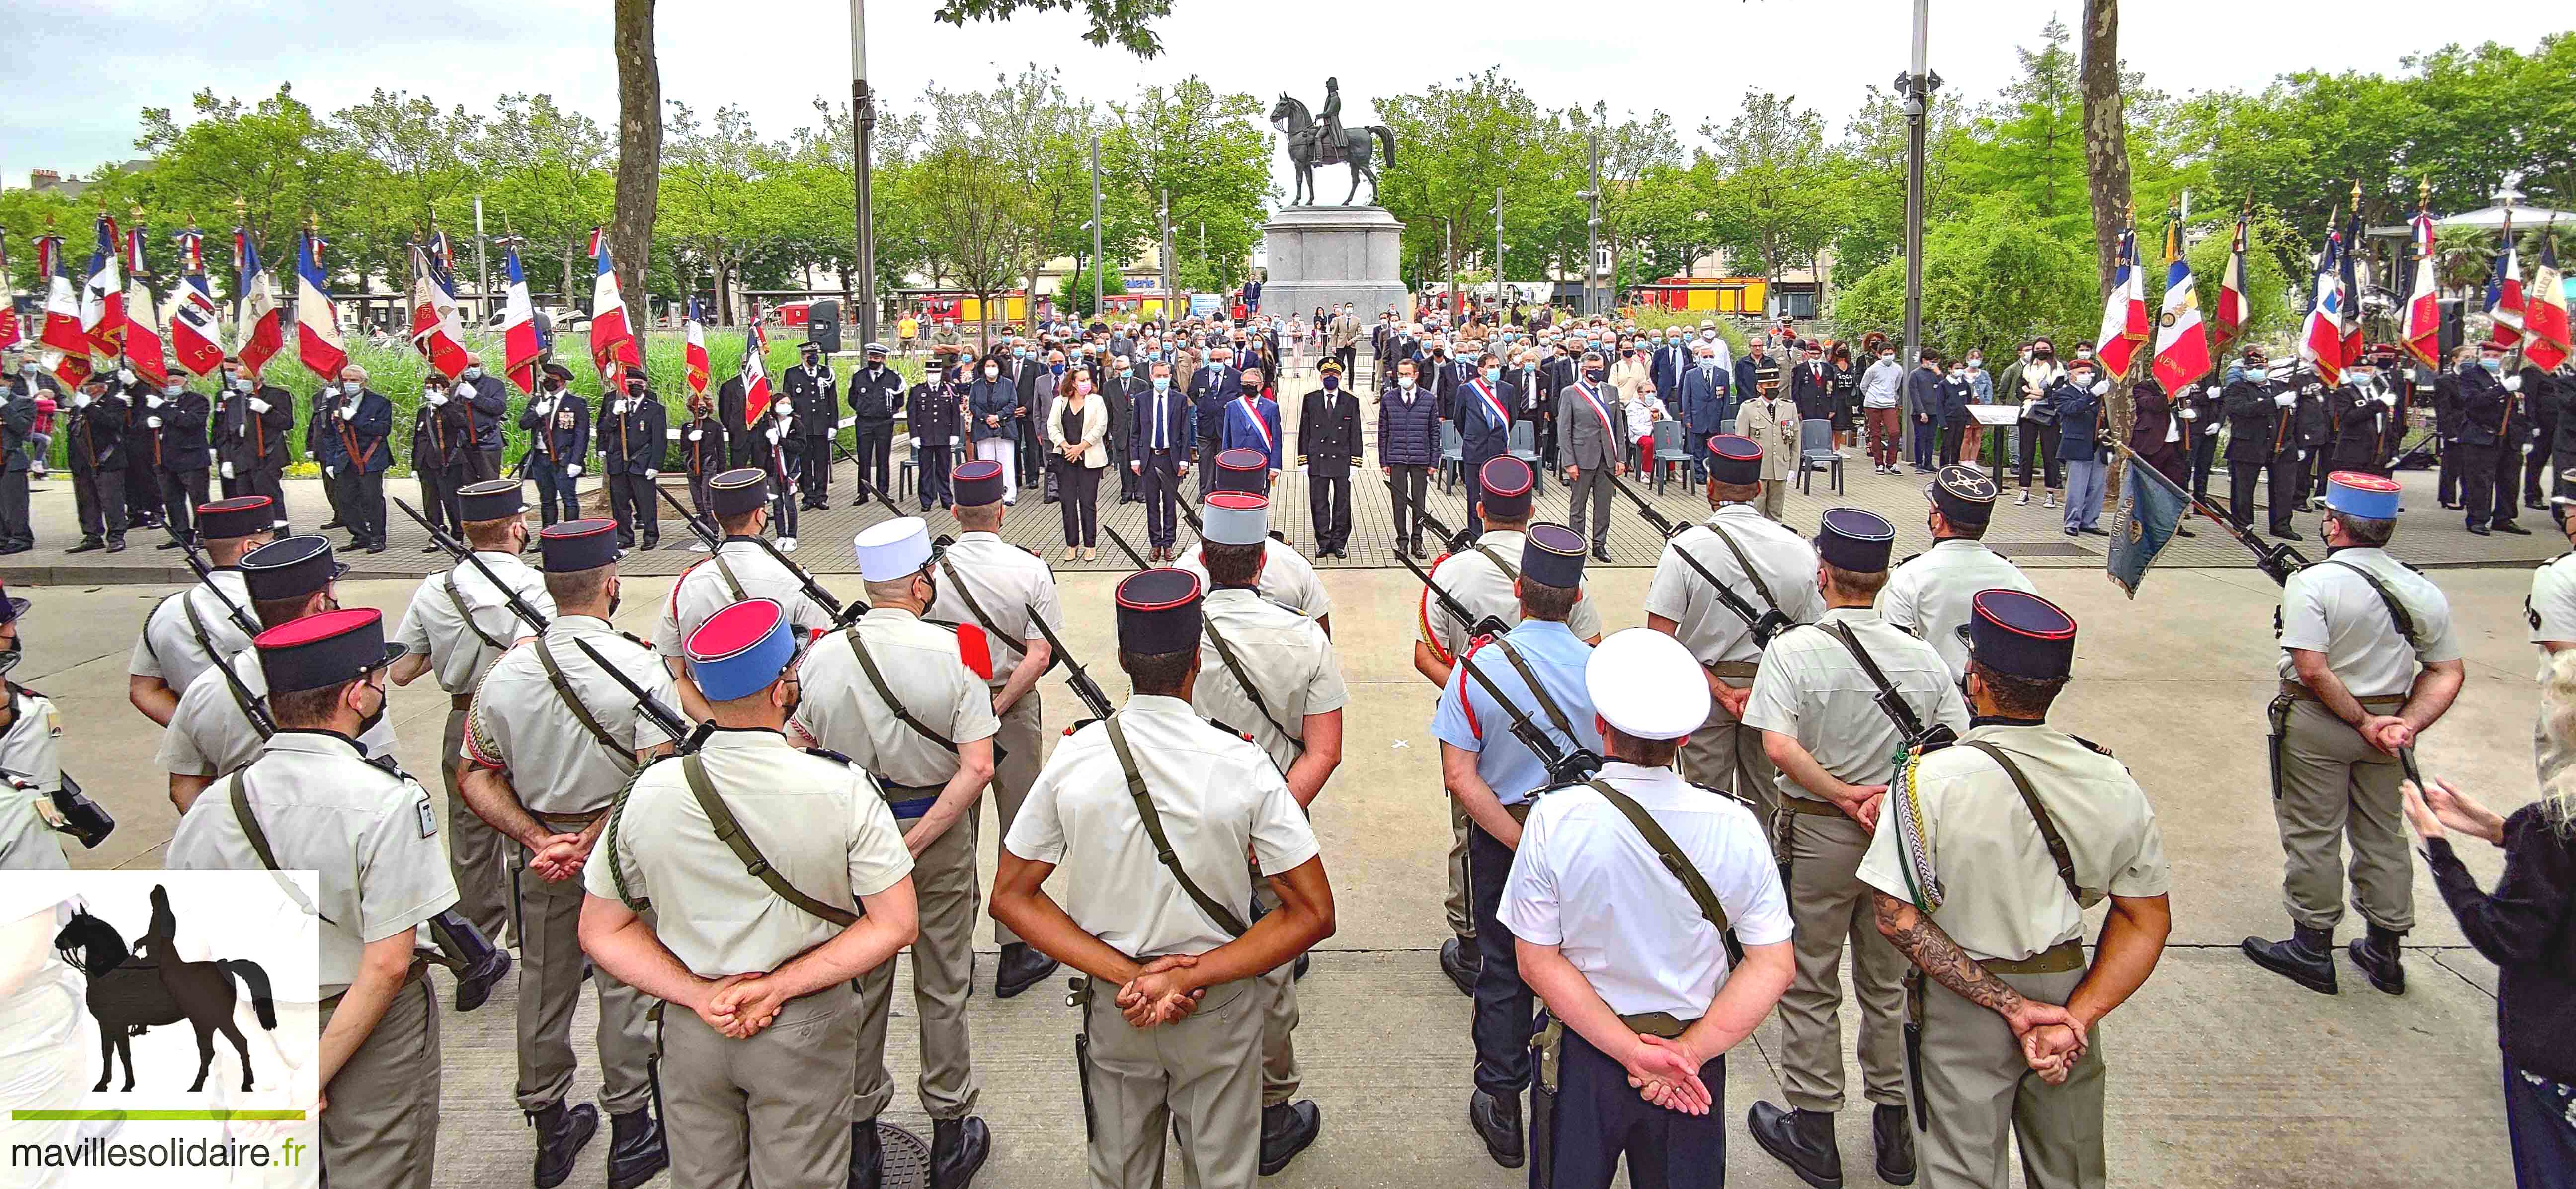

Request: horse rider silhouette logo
left=54, top=884, right=279, bottom=1093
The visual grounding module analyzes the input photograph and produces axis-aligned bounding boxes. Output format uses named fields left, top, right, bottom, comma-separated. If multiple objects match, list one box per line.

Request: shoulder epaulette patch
left=365, top=752, right=411, bottom=779
left=2071, top=735, right=2114, bottom=757
left=803, top=746, right=856, bottom=766
left=1895, top=551, right=1923, bottom=566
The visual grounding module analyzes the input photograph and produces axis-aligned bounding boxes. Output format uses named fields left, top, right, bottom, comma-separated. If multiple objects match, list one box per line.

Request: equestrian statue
left=1273, top=78, right=1397, bottom=206
left=54, top=885, right=278, bottom=1093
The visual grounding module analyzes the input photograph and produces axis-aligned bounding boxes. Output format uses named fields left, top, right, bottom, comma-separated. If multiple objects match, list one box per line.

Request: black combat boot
left=848, top=1119, right=881, bottom=1189
left=528, top=1101, right=599, bottom=1189
left=2348, top=924, right=2407, bottom=995
left=994, top=941, right=1059, bottom=1000
left=1467, top=1089, right=1524, bottom=1168
left=930, top=1116, right=990, bottom=1189
left=2242, top=924, right=2339, bottom=994
left=605, top=1106, right=667, bottom=1189
left=1747, top=1101, right=1843, bottom=1189
left=1439, top=936, right=1479, bottom=998
left=453, top=948, right=511, bottom=1013
left=1259, top=1100, right=1322, bottom=1175
left=1874, top=1103, right=1916, bottom=1185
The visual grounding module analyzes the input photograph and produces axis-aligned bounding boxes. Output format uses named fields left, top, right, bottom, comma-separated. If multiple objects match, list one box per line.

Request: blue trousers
left=527, top=456, right=577, bottom=525
left=1469, top=824, right=1531, bottom=1097
left=1686, top=432, right=1715, bottom=483
left=2506, top=1059, right=2576, bottom=1189
left=2064, top=457, right=2107, bottom=530
left=1538, top=1024, right=1725, bottom=1189
left=1910, top=418, right=1938, bottom=470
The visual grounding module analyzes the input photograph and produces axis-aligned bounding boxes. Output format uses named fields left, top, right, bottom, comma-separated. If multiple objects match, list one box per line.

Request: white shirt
left=2528, top=553, right=2576, bottom=682
left=1177, top=538, right=1332, bottom=621
left=128, top=571, right=256, bottom=694
left=1499, top=763, right=1791, bottom=1017
left=2274, top=547, right=2460, bottom=699
left=928, top=533, right=1065, bottom=686
left=1742, top=608, right=1970, bottom=800
left=1877, top=539, right=2038, bottom=679
left=792, top=608, right=999, bottom=790
left=158, top=646, right=400, bottom=778
left=391, top=553, right=556, bottom=694
left=1420, top=529, right=1604, bottom=662
left=1643, top=506, right=1823, bottom=669
left=655, top=539, right=840, bottom=659
left=1192, top=588, right=1349, bottom=772
left=0, top=686, right=67, bottom=871
left=466, top=618, right=680, bottom=815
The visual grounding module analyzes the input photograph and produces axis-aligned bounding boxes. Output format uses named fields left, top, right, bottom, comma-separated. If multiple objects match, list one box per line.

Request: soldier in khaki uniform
left=796, top=517, right=1000, bottom=1187
left=1861, top=589, right=2173, bottom=1189
left=1191, top=493, right=1342, bottom=1172
left=125, top=494, right=274, bottom=725
left=1644, top=437, right=1824, bottom=828
left=583, top=597, right=921, bottom=1189
left=929, top=460, right=1068, bottom=998
left=1742, top=508, right=1969, bottom=1188
left=992, top=568, right=1336, bottom=1189
left=1415, top=458, right=1602, bottom=995
left=1878, top=465, right=2036, bottom=680
left=389, top=479, right=553, bottom=980
left=165, top=608, right=455, bottom=1189
left=1176, top=450, right=1335, bottom=631
left=462, top=519, right=677, bottom=1189
left=2243, top=472, right=2464, bottom=995
left=653, top=467, right=841, bottom=716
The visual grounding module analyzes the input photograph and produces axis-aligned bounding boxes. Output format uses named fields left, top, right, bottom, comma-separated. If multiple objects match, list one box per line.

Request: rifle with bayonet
left=2109, top=439, right=2308, bottom=585
left=177, top=553, right=278, bottom=739
left=395, top=498, right=552, bottom=635
left=1399, top=480, right=1475, bottom=555
left=1456, top=642, right=1605, bottom=786
left=179, top=543, right=263, bottom=638
left=653, top=484, right=857, bottom=622
left=1603, top=470, right=1793, bottom=648
left=1603, top=467, right=1687, bottom=540
left=1390, top=478, right=1513, bottom=642
left=568, top=636, right=696, bottom=744
left=1100, top=522, right=1150, bottom=569
left=1019, top=602, right=1115, bottom=723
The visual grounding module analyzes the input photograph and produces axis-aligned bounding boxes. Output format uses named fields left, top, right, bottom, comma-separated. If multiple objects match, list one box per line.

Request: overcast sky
left=5, top=0, right=2566, bottom=204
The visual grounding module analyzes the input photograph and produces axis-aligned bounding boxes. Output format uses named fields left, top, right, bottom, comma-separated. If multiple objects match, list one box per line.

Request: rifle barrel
left=394, top=497, right=551, bottom=635
left=569, top=637, right=694, bottom=743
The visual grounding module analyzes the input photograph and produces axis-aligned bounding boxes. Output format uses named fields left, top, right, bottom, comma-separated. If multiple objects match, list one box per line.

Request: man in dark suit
left=122, top=368, right=166, bottom=534
left=61, top=375, right=127, bottom=552
left=458, top=352, right=511, bottom=481
left=1650, top=332, right=1689, bottom=398
left=143, top=370, right=213, bottom=549
left=1129, top=359, right=1194, bottom=560
left=321, top=364, right=395, bottom=553
left=409, top=369, right=472, bottom=545
left=1185, top=345, right=1240, bottom=499
left=2221, top=346, right=2296, bottom=537
left=518, top=361, right=590, bottom=529
left=600, top=368, right=667, bottom=551
left=1674, top=343, right=1732, bottom=483
left=846, top=341, right=905, bottom=506
left=0, top=367, right=42, bottom=553
left=1298, top=361, right=1363, bottom=558
left=783, top=340, right=839, bottom=510
left=1457, top=351, right=1516, bottom=536
left=215, top=358, right=294, bottom=531
left=1102, top=354, right=1143, bottom=502
left=2448, top=340, right=2532, bottom=536
left=1009, top=340, right=1045, bottom=485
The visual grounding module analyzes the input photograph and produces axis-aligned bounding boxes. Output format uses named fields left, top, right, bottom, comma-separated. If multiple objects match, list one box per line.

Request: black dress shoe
left=1592, top=544, right=1612, bottom=562
left=2347, top=924, right=2406, bottom=995
left=0, top=544, right=27, bottom=556
left=2529, top=498, right=2551, bottom=512
left=994, top=942, right=1059, bottom=1000
left=2174, top=525, right=2196, bottom=538
left=929, top=1115, right=989, bottom=1189
left=849, top=1119, right=882, bottom=1189
left=1409, top=540, right=1428, bottom=560
left=605, top=1106, right=668, bottom=1189
left=2468, top=523, right=2493, bottom=536
left=105, top=538, right=126, bottom=553
left=529, top=1101, right=600, bottom=1189
left=1293, top=952, right=1311, bottom=980
left=365, top=542, right=387, bottom=554
left=2080, top=526, right=2108, bottom=536
left=1259, top=1100, right=1323, bottom=1176
left=1467, top=1090, right=1524, bottom=1168
left=2271, top=527, right=2304, bottom=542
left=454, top=948, right=512, bottom=1013
left=155, top=538, right=189, bottom=550
left=641, top=536, right=659, bottom=551
left=2242, top=924, right=2338, bottom=994
left=1748, top=1101, right=1842, bottom=1189
left=421, top=543, right=444, bottom=553
left=66, top=538, right=104, bottom=553
left=319, top=519, right=344, bottom=530
left=1439, top=936, right=1479, bottom=998
left=2439, top=501, right=2463, bottom=510
left=1874, top=1103, right=1917, bottom=1185
left=2496, top=520, right=2533, bottom=535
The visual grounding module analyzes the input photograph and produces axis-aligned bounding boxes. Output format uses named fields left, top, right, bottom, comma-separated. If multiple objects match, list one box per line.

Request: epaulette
left=1895, top=551, right=1923, bottom=566
left=1019, top=544, right=1044, bottom=560
left=2071, top=735, right=2114, bottom=758
left=803, top=746, right=857, bottom=767
left=365, top=752, right=413, bottom=780
left=1203, top=716, right=1257, bottom=744
left=1683, top=779, right=1758, bottom=813
left=618, top=630, right=649, bottom=648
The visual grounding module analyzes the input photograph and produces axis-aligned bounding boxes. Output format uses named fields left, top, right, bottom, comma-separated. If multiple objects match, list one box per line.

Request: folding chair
left=1797, top=417, right=1844, bottom=496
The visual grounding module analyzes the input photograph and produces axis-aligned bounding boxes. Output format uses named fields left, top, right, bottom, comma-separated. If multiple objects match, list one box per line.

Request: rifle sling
left=534, top=634, right=640, bottom=776
left=185, top=598, right=274, bottom=740
left=1586, top=779, right=1728, bottom=933
left=1705, top=523, right=1785, bottom=613
left=1104, top=714, right=1249, bottom=937
left=843, top=623, right=962, bottom=755
left=680, top=753, right=860, bottom=928
left=938, top=556, right=1023, bottom=666
left=2313, top=559, right=2422, bottom=653
left=233, top=765, right=335, bottom=925
left=709, top=549, right=754, bottom=602
left=1202, top=616, right=1300, bottom=753
left=1471, top=543, right=1519, bottom=583
left=1459, top=639, right=1576, bottom=762
left=1959, top=742, right=2083, bottom=906
left=443, top=572, right=510, bottom=655
left=1667, top=529, right=1772, bottom=633
left=1824, top=621, right=1929, bottom=741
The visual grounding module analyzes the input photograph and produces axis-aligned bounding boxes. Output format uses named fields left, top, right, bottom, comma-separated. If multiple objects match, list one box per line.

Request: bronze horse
left=53, top=885, right=277, bottom=1093
left=1271, top=95, right=1395, bottom=207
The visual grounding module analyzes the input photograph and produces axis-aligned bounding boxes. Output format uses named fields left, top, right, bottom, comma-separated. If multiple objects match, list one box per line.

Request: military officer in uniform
left=1503, top=628, right=1797, bottom=1186
left=461, top=519, right=676, bottom=1189
left=410, top=370, right=472, bottom=545
left=797, top=517, right=999, bottom=1188
left=1177, top=450, right=1333, bottom=632
left=2243, top=472, right=2464, bottom=996
left=786, top=340, right=841, bottom=510
left=928, top=459, right=1068, bottom=997
left=141, top=369, right=214, bottom=550
left=126, top=495, right=273, bottom=725
left=0, top=582, right=72, bottom=870
left=2221, top=347, right=2304, bottom=541
left=2449, top=339, right=2534, bottom=536
left=582, top=597, right=920, bottom=1189
left=991, top=567, right=1336, bottom=1189
left=1298, top=360, right=1363, bottom=558
left=521, top=363, right=591, bottom=529
left=1644, top=437, right=1825, bottom=825
left=1741, top=507, right=1968, bottom=1189
left=653, top=468, right=840, bottom=715
left=62, top=375, right=130, bottom=553
left=321, top=365, right=395, bottom=554
left=913, top=349, right=966, bottom=511
left=389, top=479, right=552, bottom=979
left=849, top=341, right=906, bottom=505
left=1878, top=465, right=2037, bottom=679
left=165, top=607, right=455, bottom=1188
left=599, top=368, right=667, bottom=553
left=1416, top=458, right=1603, bottom=995
left=1433, top=523, right=1603, bottom=1169
left=214, top=357, right=294, bottom=529
left=1861, top=590, right=2174, bottom=1189
left=680, top=386, right=725, bottom=536
left=1191, top=493, right=1340, bottom=1172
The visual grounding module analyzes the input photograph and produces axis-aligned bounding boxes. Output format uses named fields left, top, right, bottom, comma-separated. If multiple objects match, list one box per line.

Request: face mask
left=2019, top=350, right=2033, bottom=363
left=1120, top=366, right=1132, bottom=377
left=354, top=682, right=388, bottom=739
left=2076, top=348, right=2093, bottom=360
left=1399, top=376, right=1415, bottom=390
left=1013, top=347, right=1027, bottom=358
left=16, top=364, right=33, bottom=376
left=1322, top=375, right=1338, bottom=389
left=2034, top=350, right=2054, bottom=361
left=0, top=640, right=20, bottom=677
left=2071, top=371, right=2097, bottom=387
left=984, top=365, right=999, bottom=379
left=1151, top=376, right=1169, bottom=391
left=163, top=383, right=184, bottom=396
left=1522, top=362, right=1536, bottom=372
left=1621, top=348, right=1635, bottom=358
left=1482, top=367, right=1501, bottom=383
left=1967, top=357, right=1981, bottom=367
left=1074, top=380, right=1092, bottom=394
left=1700, top=331, right=1715, bottom=341
left=116, top=369, right=135, bottom=384
left=425, top=388, right=447, bottom=402
left=1051, top=363, right=1066, bottom=375
left=1585, top=368, right=1605, bottom=382
left=461, top=366, right=481, bottom=380
left=2246, top=368, right=2269, bottom=382
left=320, top=383, right=340, bottom=396
left=2483, top=358, right=2505, bottom=373
left=1879, top=354, right=1894, bottom=363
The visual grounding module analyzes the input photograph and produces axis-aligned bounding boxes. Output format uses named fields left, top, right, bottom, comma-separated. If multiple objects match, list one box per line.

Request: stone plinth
left=1259, top=205, right=1410, bottom=320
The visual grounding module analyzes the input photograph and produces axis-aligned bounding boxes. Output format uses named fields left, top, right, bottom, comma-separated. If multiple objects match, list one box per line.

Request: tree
left=1063, top=260, right=1126, bottom=316
left=1107, top=76, right=1270, bottom=293
left=329, top=89, right=485, bottom=288
left=931, top=0, right=1174, bottom=56
left=472, top=94, right=615, bottom=305
left=1703, top=91, right=1836, bottom=293
left=131, top=86, right=358, bottom=287
left=1377, top=70, right=1558, bottom=292
left=2080, top=0, right=2138, bottom=468
left=1833, top=194, right=2098, bottom=361
left=611, top=0, right=660, bottom=317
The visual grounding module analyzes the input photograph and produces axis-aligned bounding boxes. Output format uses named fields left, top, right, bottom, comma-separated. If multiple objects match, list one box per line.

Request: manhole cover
left=1987, top=540, right=2096, bottom=558
left=881, top=1122, right=932, bottom=1189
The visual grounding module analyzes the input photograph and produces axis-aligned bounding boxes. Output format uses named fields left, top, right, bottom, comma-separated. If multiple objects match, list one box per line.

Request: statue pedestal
left=1260, top=206, right=1409, bottom=322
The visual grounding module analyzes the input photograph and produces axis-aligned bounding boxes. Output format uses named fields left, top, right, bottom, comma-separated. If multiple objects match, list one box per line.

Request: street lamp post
left=1896, top=0, right=1939, bottom=457
left=1159, top=189, right=1174, bottom=325
left=1495, top=188, right=1505, bottom=315
left=1585, top=132, right=1603, bottom=317
left=1090, top=135, right=1103, bottom=324
left=1445, top=217, right=1457, bottom=321
left=848, top=0, right=879, bottom=348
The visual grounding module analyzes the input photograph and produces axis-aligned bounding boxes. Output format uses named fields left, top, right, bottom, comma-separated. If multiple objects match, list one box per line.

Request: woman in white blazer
left=1045, top=364, right=1111, bottom=559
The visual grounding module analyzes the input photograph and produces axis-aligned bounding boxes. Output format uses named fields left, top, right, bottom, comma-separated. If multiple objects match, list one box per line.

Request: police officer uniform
left=2528, top=515, right=2576, bottom=785
left=2244, top=473, right=2462, bottom=995
left=121, top=371, right=167, bottom=534
left=2449, top=344, right=2533, bottom=535
left=1742, top=508, right=1968, bottom=1187
left=410, top=374, right=473, bottom=541
left=158, top=535, right=402, bottom=783
left=2180, top=376, right=2227, bottom=502
left=62, top=378, right=130, bottom=552
left=215, top=368, right=295, bottom=529
left=785, top=342, right=841, bottom=509
left=910, top=360, right=964, bottom=511
left=849, top=342, right=906, bottom=504
left=389, top=480, right=554, bottom=953
left=2222, top=347, right=2298, bottom=535
left=165, top=608, right=454, bottom=1189
left=140, top=374, right=214, bottom=548
left=598, top=375, right=667, bottom=551
left=1430, top=523, right=1603, bottom=1168
left=1878, top=466, right=2036, bottom=679
left=460, top=362, right=513, bottom=481
left=1501, top=629, right=1795, bottom=1187
left=797, top=517, right=999, bottom=1184
left=1001, top=568, right=1323, bottom=1189
left=464, top=518, right=674, bottom=1187
left=1643, top=440, right=1825, bottom=820
left=128, top=496, right=272, bottom=702
left=926, top=461, right=1068, bottom=992
left=1857, top=590, right=2171, bottom=1189
left=587, top=597, right=916, bottom=1189
left=519, top=364, right=591, bottom=528
left=653, top=469, right=839, bottom=663
left=0, top=584, right=72, bottom=870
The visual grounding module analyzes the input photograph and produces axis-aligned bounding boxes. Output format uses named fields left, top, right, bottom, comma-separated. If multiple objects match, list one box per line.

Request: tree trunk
left=611, top=0, right=661, bottom=328
left=2080, top=0, right=2136, bottom=484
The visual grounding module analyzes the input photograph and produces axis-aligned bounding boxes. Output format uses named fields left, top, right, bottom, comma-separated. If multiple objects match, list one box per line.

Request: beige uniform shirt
left=167, top=731, right=458, bottom=996
left=0, top=687, right=68, bottom=870
left=1421, top=529, right=1604, bottom=661
left=926, top=533, right=1063, bottom=688
left=158, top=647, right=399, bottom=778
left=1192, top=588, right=1349, bottom=772
left=466, top=617, right=681, bottom=816
left=391, top=554, right=557, bottom=694
left=792, top=608, right=1000, bottom=792
left=654, top=538, right=840, bottom=659
left=1734, top=398, right=1799, bottom=482
left=587, top=729, right=914, bottom=978
left=1642, top=506, right=1823, bottom=669
left=1177, top=538, right=1332, bottom=622
left=2275, top=547, right=2460, bottom=699
left=1858, top=723, right=2171, bottom=963
left=1877, top=539, right=2037, bottom=679
left=1004, top=695, right=1319, bottom=958
left=127, top=571, right=256, bottom=695
left=1742, top=608, right=1970, bottom=801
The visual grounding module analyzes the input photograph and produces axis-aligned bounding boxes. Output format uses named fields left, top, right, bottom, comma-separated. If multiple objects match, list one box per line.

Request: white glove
left=2505, top=376, right=2523, bottom=392
left=146, top=415, right=162, bottom=429
left=248, top=397, right=270, bottom=414
left=72, top=392, right=90, bottom=410
left=686, top=429, right=702, bottom=442
left=336, top=404, right=354, bottom=422
left=116, top=368, right=135, bottom=385
left=765, top=427, right=781, bottom=444
left=145, top=394, right=164, bottom=409
left=2091, top=380, right=2110, bottom=396
left=2179, top=407, right=2198, bottom=420
left=532, top=398, right=555, bottom=417
left=2296, top=450, right=2307, bottom=462
left=567, top=464, right=583, bottom=479
left=324, top=464, right=336, bottom=478
left=2524, top=442, right=2537, bottom=457
left=2273, top=392, right=2296, bottom=408
left=2378, top=392, right=2398, bottom=407
left=643, top=468, right=658, bottom=479
left=2175, top=384, right=2196, bottom=398
left=221, top=462, right=235, bottom=480
left=609, top=399, right=627, bottom=416
left=423, top=390, right=447, bottom=407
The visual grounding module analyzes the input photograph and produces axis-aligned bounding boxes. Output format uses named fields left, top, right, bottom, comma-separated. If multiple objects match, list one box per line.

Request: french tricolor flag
left=683, top=298, right=711, bottom=396
left=2299, top=227, right=2345, bottom=388
left=121, top=223, right=167, bottom=385
left=2150, top=221, right=2210, bottom=392
left=81, top=215, right=126, bottom=360
left=2488, top=214, right=2526, bottom=347
left=2402, top=210, right=2442, bottom=369
left=408, top=242, right=470, bottom=380
left=2094, top=226, right=2148, bottom=376
left=740, top=307, right=776, bottom=430
left=295, top=230, right=348, bottom=380
left=0, top=231, right=20, bottom=354
left=35, top=234, right=91, bottom=388
left=499, top=246, right=544, bottom=394
left=587, top=228, right=640, bottom=379
left=235, top=231, right=285, bottom=379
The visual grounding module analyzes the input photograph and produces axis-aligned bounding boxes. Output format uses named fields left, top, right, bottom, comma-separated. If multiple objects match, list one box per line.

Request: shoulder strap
left=197, top=634, right=273, bottom=743
left=1585, top=779, right=1728, bottom=933
left=1104, top=714, right=1249, bottom=937
left=842, top=622, right=961, bottom=755
left=2315, top=559, right=2422, bottom=652
left=1492, top=638, right=1579, bottom=741
left=938, top=555, right=1019, bottom=660
left=534, top=634, right=640, bottom=775
left=708, top=548, right=753, bottom=602
left=232, top=765, right=336, bottom=925
left=1826, top=621, right=1928, bottom=740
left=1201, top=617, right=1300, bottom=752
left=680, top=752, right=860, bottom=927
left=1471, top=543, right=1519, bottom=582
left=1959, top=741, right=2082, bottom=905
left=444, top=572, right=508, bottom=654
left=1704, top=523, right=1783, bottom=613
left=176, top=590, right=226, bottom=668
left=600, top=764, right=651, bottom=914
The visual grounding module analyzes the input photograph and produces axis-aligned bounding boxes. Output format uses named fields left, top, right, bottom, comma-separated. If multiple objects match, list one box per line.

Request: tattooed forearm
left=1873, top=892, right=2025, bottom=1019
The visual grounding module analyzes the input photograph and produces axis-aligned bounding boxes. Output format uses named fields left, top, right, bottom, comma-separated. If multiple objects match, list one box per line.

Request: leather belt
left=1505, top=801, right=1533, bottom=824
left=451, top=692, right=475, bottom=710
left=2278, top=680, right=2405, bottom=708
left=1981, top=938, right=2086, bottom=976
left=1706, top=661, right=1760, bottom=680
left=883, top=783, right=944, bottom=820
left=1783, top=796, right=1847, bottom=817
left=534, top=809, right=606, bottom=828
left=1617, top=1011, right=1696, bottom=1039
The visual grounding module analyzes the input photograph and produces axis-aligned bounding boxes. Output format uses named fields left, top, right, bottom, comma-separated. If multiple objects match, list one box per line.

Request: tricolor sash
left=1573, top=381, right=1617, bottom=441
left=1238, top=396, right=1274, bottom=450
left=1469, top=378, right=1509, bottom=429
